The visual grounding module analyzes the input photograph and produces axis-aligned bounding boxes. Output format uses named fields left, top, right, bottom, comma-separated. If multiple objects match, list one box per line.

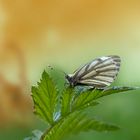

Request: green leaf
left=60, top=87, right=75, bottom=117
left=72, top=86, right=136, bottom=111
left=95, top=86, right=136, bottom=99
left=32, top=71, right=58, bottom=125
left=47, top=67, right=65, bottom=93
left=75, top=101, right=99, bottom=111
left=72, top=89, right=100, bottom=111
left=30, top=69, right=137, bottom=140
left=41, top=111, right=119, bottom=140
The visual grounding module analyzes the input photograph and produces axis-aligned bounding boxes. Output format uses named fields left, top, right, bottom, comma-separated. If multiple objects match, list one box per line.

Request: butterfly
left=65, top=55, right=121, bottom=89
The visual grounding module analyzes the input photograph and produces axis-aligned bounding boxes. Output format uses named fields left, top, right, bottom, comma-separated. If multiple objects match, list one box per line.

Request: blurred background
left=0, top=0, right=140, bottom=140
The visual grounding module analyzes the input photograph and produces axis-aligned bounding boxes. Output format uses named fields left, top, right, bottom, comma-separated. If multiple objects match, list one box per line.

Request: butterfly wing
left=72, top=55, right=121, bottom=88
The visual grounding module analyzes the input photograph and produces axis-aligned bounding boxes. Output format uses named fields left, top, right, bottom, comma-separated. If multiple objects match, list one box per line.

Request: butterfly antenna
left=59, top=69, right=67, bottom=76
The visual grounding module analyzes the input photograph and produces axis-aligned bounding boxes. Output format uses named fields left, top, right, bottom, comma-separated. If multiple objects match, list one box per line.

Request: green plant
left=25, top=70, right=136, bottom=140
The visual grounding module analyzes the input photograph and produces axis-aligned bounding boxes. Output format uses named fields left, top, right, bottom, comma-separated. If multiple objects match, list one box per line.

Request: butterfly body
left=66, top=55, right=121, bottom=88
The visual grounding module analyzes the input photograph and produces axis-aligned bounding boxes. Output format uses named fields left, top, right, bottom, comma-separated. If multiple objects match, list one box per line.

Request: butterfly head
left=65, top=74, right=76, bottom=87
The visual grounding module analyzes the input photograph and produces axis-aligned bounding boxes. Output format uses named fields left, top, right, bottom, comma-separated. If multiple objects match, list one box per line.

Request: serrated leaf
left=32, top=71, right=58, bottom=125
left=41, top=111, right=119, bottom=140
left=72, top=86, right=136, bottom=111
left=30, top=69, right=137, bottom=140
left=75, top=101, right=99, bottom=111
left=72, top=89, right=100, bottom=111
left=60, top=87, right=75, bottom=117
left=95, top=86, right=136, bottom=99
left=47, top=67, right=65, bottom=93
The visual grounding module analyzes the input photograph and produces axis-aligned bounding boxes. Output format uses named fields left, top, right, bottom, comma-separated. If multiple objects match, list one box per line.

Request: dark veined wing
left=72, top=55, right=121, bottom=88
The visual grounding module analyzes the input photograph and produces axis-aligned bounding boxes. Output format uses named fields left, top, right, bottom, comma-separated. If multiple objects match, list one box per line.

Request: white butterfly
left=65, top=55, right=121, bottom=88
